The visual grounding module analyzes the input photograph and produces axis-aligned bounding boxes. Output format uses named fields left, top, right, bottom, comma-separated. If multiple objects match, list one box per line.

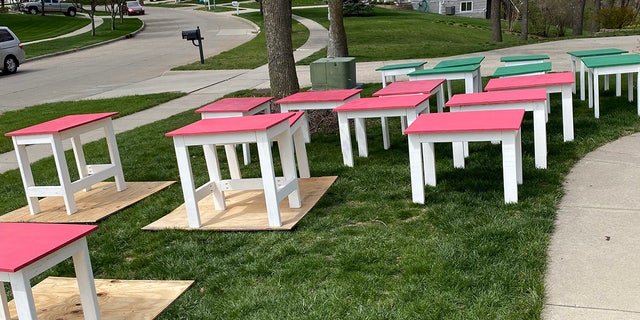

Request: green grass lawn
left=1, top=13, right=91, bottom=42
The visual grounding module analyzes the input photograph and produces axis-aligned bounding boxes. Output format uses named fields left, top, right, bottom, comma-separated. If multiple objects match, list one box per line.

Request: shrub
left=597, top=6, right=635, bottom=29
left=343, top=0, right=374, bottom=16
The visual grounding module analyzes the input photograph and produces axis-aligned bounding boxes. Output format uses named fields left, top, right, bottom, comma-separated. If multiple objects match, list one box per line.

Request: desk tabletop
left=375, top=61, right=427, bottom=71
left=334, top=95, right=431, bottom=112
left=0, top=223, right=98, bottom=273
left=446, top=88, right=547, bottom=107
left=166, top=112, right=295, bottom=137
left=5, top=112, right=119, bottom=137
left=274, top=89, right=362, bottom=104
left=582, top=53, right=640, bottom=68
left=500, top=54, right=550, bottom=62
left=492, top=62, right=552, bottom=77
left=485, top=72, right=574, bottom=91
left=409, top=64, right=480, bottom=76
left=372, top=79, right=445, bottom=97
left=434, top=56, right=485, bottom=68
left=195, top=97, right=273, bottom=113
left=567, top=48, right=628, bottom=58
left=405, top=109, right=525, bottom=134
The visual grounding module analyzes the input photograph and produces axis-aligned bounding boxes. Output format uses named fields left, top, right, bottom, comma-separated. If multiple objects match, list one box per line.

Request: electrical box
left=445, top=6, right=455, bottom=15
left=310, top=57, right=356, bottom=91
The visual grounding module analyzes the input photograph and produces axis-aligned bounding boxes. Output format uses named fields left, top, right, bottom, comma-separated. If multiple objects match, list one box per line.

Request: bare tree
left=262, top=0, right=299, bottom=100
left=491, top=0, right=503, bottom=42
left=327, top=0, right=348, bottom=57
left=521, top=0, right=528, bottom=40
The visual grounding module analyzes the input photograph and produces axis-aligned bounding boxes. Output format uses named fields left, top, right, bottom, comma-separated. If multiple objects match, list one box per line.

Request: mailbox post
left=182, top=26, right=205, bottom=64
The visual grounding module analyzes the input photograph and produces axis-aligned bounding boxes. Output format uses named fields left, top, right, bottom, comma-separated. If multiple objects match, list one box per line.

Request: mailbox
left=182, top=29, right=200, bottom=41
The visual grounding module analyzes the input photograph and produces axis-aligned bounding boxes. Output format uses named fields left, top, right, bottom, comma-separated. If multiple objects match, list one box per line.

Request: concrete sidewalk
left=3, top=9, right=640, bottom=319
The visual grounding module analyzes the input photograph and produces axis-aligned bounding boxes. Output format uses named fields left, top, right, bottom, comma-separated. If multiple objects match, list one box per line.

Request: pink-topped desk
left=372, top=79, right=446, bottom=112
left=333, top=94, right=432, bottom=167
left=275, top=89, right=362, bottom=142
left=485, top=72, right=575, bottom=141
left=0, top=223, right=100, bottom=320
left=166, top=113, right=301, bottom=228
left=405, top=109, right=524, bottom=204
left=5, top=112, right=126, bottom=215
left=195, top=97, right=273, bottom=168
left=446, top=89, right=548, bottom=169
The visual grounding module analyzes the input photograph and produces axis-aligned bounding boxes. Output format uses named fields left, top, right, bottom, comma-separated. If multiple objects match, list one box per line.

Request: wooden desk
left=375, top=61, right=427, bottom=87
left=500, top=54, right=550, bottom=66
left=0, top=223, right=100, bottom=320
left=433, top=56, right=484, bottom=69
left=582, top=53, right=640, bottom=118
left=567, top=48, right=627, bottom=100
left=196, top=97, right=273, bottom=166
left=408, top=64, right=481, bottom=99
left=405, top=109, right=524, bottom=204
left=485, top=72, right=575, bottom=141
left=372, top=78, right=446, bottom=112
left=492, top=62, right=552, bottom=78
left=333, top=95, right=432, bottom=167
left=5, top=113, right=126, bottom=215
left=446, top=89, right=548, bottom=169
left=166, top=113, right=301, bottom=228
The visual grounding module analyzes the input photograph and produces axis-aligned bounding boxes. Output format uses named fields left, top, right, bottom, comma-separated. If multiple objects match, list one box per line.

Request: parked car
left=19, top=0, right=82, bottom=16
left=0, top=27, right=26, bottom=75
left=123, top=1, right=144, bottom=15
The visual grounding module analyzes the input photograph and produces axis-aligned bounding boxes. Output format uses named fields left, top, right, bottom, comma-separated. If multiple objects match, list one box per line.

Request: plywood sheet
left=4, top=277, right=193, bottom=320
left=143, top=176, right=336, bottom=231
left=0, top=181, right=174, bottom=223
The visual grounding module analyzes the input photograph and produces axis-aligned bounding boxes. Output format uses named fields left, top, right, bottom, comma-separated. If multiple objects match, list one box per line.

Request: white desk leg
left=408, top=136, right=425, bottom=204
left=276, top=131, right=301, bottom=209
left=593, top=70, right=601, bottom=118
left=436, top=86, right=445, bottom=113
left=13, top=141, right=41, bottom=214
left=292, top=126, right=310, bottom=178
left=452, top=141, right=466, bottom=168
left=533, top=107, right=548, bottom=169
left=615, top=73, right=621, bottom=96
left=71, top=134, right=90, bottom=191
left=422, top=141, right=437, bottom=187
left=1, top=283, right=10, bottom=320
left=173, top=139, right=203, bottom=228
left=242, top=144, right=251, bottom=166
left=203, top=144, right=226, bottom=211
left=502, top=132, right=519, bottom=203
left=223, top=145, right=242, bottom=180
left=9, top=273, right=38, bottom=320
left=381, top=73, right=387, bottom=87
left=446, top=80, right=453, bottom=99
left=51, top=135, right=77, bottom=214
left=581, top=62, right=587, bottom=101
left=464, top=74, right=475, bottom=94
left=337, top=114, right=354, bottom=167
left=570, top=57, right=577, bottom=94
left=354, top=117, right=368, bottom=157
left=72, top=238, right=101, bottom=320
left=381, top=117, right=390, bottom=150
left=104, top=122, right=126, bottom=192
left=588, top=69, right=594, bottom=109
left=256, top=133, right=283, bottom=227
left=628, top=72, right=634, bottom=102
left=516, top=129, right=523, bottom=184
left=604, top=74, right=610, bottom=91
left=637, top=72, right=640, bottom=116
left=561, top=86, right=575, bottom=141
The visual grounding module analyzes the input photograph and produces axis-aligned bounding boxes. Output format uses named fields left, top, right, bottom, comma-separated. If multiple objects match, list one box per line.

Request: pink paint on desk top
left=5, top=112, right=119, bottom=137
left=372, top=79, right=445, bottom=97
left=274, top=89, right=362, bottom=104
left=0, top=223, right=98, bottom=273
left=289, top=111, right=305, bottom=125
left=195, top=97, right=274, bottom=113
left=333, top=94, right=432, bottom=112
left=166, top=112, right=295, bottom=137
left=445, top=89, right=547, bottom=107
left=404, top=109, right=525, bottom=134
left=484, top=72, right=574, bottom=91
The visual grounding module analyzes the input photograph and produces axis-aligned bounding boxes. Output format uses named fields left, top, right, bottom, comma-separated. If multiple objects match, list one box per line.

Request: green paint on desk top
left=376, top=61, right=427, bottom=71
left=582, top=54, right=640, bottom=68
left=492, top=62, right=552, bottom=77
left=500, top=54, right=550, bottom=62
left=408, top=64, right=480, bottom=76
left=567, top=48, right=628, bottom=57
left=434, top=56, right=484, bottom=68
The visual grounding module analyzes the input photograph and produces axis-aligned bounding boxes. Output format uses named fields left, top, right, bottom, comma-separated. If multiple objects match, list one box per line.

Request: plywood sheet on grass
left=143, top=176, right=336, bottom=231
left=3, top=277, right=193, bottom=320
left=0, top=181, right=174, bottom=223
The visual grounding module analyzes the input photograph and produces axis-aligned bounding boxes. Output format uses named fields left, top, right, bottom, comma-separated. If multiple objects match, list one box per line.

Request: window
left=0, top=30, right=14, bottom=43
left=460, top=1, right=472, bottom=12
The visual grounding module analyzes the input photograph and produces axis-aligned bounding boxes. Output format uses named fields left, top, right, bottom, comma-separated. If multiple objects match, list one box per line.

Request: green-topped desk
left=582, top=53, right=640, bottom=118
left=433, top=56, right=484, bottom=98
left=492, top=62, right=552, bottom=78
left=375, top=61, right=427, bottom=87
left=408, top=64, right=481, bottom=99
left=500, top=54, right=550, bottom=66
left=567, top=48, right=628, bottom=100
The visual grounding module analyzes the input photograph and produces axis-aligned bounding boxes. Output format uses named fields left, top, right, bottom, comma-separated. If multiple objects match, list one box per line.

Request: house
left=401, top=0, right=489, bottom=18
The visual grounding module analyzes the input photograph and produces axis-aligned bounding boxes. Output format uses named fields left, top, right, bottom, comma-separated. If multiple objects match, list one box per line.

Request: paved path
left=4, top=8, right=640, bottom=319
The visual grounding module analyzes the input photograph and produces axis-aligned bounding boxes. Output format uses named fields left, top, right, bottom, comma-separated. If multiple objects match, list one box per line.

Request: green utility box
left=310, top=57, right=356, bottom=90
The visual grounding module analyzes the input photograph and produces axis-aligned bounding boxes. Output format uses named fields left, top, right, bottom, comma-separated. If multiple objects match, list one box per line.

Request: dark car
left=123, top=1, right=144, bottom=15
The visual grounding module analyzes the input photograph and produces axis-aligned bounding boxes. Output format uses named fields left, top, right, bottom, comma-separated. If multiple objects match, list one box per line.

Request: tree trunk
left=491, top=0, right=502, bottom=42
left=263, top=0, right=300, bottom=100
left=327, top=0, right=348, bottom=57
left=521, top=0, right=528, bottom=40
left=572, top=0, right=587, bottom=35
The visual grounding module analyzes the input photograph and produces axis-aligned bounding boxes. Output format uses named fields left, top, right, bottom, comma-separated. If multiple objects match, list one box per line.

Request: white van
left=0, top=27, right=26, bottom=74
